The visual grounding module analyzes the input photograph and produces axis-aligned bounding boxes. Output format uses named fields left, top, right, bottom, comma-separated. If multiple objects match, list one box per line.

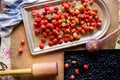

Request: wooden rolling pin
left=0, top=62, right=58, bottom=77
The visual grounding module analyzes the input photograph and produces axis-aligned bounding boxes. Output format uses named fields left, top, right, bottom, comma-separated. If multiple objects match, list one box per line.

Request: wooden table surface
left=10, top=0, right=118, bottom=80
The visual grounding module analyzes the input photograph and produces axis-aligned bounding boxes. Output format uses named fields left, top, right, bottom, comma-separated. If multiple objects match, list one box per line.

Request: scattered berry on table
left=18, top=48, right=23, bottom=54
left=20, top=39, right=25, bottom=46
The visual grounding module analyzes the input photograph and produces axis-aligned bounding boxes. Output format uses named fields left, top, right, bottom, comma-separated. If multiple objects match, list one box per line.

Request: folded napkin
left=0, top=0, right=39, bottom=37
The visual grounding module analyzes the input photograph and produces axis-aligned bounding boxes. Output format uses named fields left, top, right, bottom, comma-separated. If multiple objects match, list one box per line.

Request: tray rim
left=21, top=0, right=111, bottom=55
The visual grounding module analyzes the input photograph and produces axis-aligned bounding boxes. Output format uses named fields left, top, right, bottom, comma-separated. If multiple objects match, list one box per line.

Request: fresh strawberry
left=96, top=22, right=102, bottom=28
left=33, top=22, right=38, bottom=27
left=43, top=20, right=48, bottom=25
left=53, top=39, right=58, bottom=45
left=69, top=36, right=74, bottom=42
left=54, top=6, right=59, bottom=11
left=34, top=29, right=40, bottom=35
left=84, top=25, right=89, bottom=31
left=48, top=41, right=54, bottom=46
left=52, top=19, right=57, bottom=25
left=72, top=1, right=76, bottom=7
left=92, top=8, right=98, bottom=13
left=83, top=3, right=88, bottom=8
left=41, top=37, right=46, bottom=43
left=31, top=9, right=36, bottom=16
left=41, top=32, right=47, bottom=37
left=41, top=25, right=46, bottom=30
left=80, top=0, right=85, bottom=3
left=34, top=18, right=41, bottom=22
left=89, top=0, right=94, bottom=5
left=39, top=43, right=44, bottom=49
left=64, top=38, right=69, bottom=43
left=49, top=35, right=55, bottom=41
left=36, top=12, right=42, bottom=18
left=58, top=39, right=63, bottom=44
left=63, top=3, right=70, bottom=10
left=89, top=26, right=95, bottom=31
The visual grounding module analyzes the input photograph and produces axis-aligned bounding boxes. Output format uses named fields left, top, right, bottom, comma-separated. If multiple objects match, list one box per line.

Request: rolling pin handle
left=0, top=68, right=31, bottom=75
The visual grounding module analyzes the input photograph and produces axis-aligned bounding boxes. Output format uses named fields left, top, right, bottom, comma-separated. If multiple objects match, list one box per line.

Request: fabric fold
left=0, top=0, right=38, bottom=37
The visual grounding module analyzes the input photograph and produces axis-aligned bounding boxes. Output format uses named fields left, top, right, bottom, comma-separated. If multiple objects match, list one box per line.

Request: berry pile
left=64, top=50, right=120, bottom=80
left=31, top=0, right=102, bottom=49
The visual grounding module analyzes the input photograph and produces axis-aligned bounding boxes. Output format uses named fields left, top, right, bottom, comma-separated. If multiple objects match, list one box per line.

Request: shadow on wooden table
left=14, top=74, right=56, bottom=80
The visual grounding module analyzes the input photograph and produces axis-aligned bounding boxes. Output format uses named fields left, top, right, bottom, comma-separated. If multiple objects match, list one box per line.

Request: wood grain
left=10, top=0, right=118, bottom=80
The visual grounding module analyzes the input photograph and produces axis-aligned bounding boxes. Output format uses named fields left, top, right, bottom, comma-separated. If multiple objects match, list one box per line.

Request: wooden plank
left=10, top=0, right=118, bottom=80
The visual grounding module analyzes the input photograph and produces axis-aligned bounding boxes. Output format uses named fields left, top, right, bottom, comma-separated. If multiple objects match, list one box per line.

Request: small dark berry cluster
left=64, top=50, right=120, bottom=80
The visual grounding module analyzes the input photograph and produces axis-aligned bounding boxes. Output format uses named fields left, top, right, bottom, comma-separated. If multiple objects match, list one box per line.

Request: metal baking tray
left=21, top=0, right=110, bottom=55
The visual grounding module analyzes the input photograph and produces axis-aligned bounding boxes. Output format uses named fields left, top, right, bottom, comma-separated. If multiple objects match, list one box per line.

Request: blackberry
left=64, top=49, right=120, bottom=80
